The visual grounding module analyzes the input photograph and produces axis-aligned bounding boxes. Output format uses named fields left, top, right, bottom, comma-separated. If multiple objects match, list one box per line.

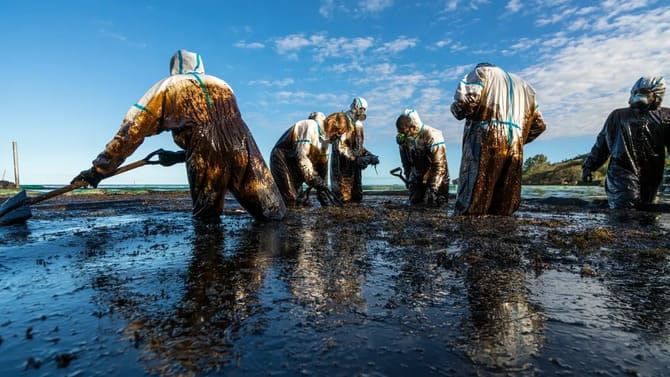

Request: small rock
left=581, top=264, right=598, bottom=277
left=55, top=352, right=76, bottom=368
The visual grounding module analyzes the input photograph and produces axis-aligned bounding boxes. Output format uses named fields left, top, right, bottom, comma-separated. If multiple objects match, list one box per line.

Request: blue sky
left=1, top=0, right=668, bottom=185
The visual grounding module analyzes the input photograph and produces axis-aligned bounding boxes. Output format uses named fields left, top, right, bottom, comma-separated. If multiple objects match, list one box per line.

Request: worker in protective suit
left=582, top=76, right=670, bottom=209
left=270, top=112, right=348, bottom=206
left=71, top=49, right=286, bottom=222
left=330, top=97, right=379, bottom=203
left=395, top=108, right=450, bottom=206
left=451, top=63, right=546, bottom=216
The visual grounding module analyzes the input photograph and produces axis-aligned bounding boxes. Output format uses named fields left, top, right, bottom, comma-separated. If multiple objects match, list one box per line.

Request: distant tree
left=523, top=154, right=549, bottom=173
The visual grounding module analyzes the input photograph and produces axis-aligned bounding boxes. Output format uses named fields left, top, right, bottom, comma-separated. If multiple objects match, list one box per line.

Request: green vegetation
left=522, top=153, right=607, bottom=185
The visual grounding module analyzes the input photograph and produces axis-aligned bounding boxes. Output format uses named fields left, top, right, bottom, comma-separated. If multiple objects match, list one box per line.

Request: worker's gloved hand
left=356, top=154, right=379, bottom=169
left=581, top=168, right=593, bottom=184
left=71, top=168, right=103, bottom=188
left=157, top=150, right=186, bottom=167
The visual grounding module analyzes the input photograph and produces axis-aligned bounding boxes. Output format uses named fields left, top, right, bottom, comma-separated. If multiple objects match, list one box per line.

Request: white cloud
left=434, top=39, right=451, bottom=48
left=537, top=6, right=578, bottom=26
left=521, top=5, right=670, bottom=139
left=362, top=0, right=394, bottom=13
left=234, top=41, right=265, bottom=49
left=319, top=0, right=335, bottom=17
left=274, top=90, right=343, bottom=105
left=319, top=0, right=392, bottom=18
left=269, top=3, right=670, bottom=145
left=374, top=36, right=418, bottom=54
left=505, top=0, right=521, bottom=13
left=248, top=78, right=295, bottom=87
left=274, top=33, right=375, bottom=62
left=467, top=0, right=490, bottom=10
left=275, top=34, right=319, bottom=54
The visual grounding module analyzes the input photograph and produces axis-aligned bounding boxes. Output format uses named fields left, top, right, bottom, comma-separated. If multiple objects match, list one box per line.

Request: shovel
left=0, top=149, right=172, bottom=225
left=390, top=167, right=408, bottom=187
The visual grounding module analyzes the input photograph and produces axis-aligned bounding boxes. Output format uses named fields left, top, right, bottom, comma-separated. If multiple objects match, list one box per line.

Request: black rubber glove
left=71, top=168, right=103, bottom=188
left=581, top=168, right=593, bottom=184
left=356, top=154, right=379, bottom=169
left=157, top=150, right=186, bottom=167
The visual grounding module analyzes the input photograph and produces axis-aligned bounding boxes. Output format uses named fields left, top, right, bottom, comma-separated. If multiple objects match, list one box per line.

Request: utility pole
left=12, top=141, right=19, bottom=188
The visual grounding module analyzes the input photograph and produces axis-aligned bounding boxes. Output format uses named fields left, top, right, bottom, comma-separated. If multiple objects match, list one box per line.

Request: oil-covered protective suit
left=451, top=63, right=546, bottom=216
left=72, top=49, right=286, bottom=221
left=396, top=109, right=450, bottom=206
left=582, top=76, right=670, bottom=209
left=270, top=112, right=333, bottom=206
left=330, top=97, right=379, bottom=203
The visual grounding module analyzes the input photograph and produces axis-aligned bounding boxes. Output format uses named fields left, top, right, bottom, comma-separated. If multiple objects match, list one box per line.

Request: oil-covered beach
left=1, top=187, right=669, bottom=376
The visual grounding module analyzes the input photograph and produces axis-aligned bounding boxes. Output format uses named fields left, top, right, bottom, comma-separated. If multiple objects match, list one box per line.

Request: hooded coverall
left=270, top=118, right=331, bottom=205
left=582, top=77, right=670, bottom=208
left=85, top=50, right=286, bottom=221
left=398, top=111, right=450, bottom=206
left=330, top=110, right=374, bottom=203
left=451, top=63, right=546, bottom=215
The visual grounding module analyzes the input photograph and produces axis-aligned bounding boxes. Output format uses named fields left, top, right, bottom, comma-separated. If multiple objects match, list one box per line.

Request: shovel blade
left=0, top=190, right=28, bottom=216
left=0, top=190, right=33, bottom=225
left=0, top=204, right=32, bottom=225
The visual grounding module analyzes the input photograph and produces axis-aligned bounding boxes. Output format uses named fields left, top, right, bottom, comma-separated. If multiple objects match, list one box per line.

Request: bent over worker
left=395, top=108, right=450, bottom=206
left=330, top=97, right=379, bottom=203
left=582, top=76, right=670, bottom=209
left=71, top=49, right=286, bottom=221
left=450, top=63, right=546, bottom=215
left=270, top=112, right=348, bottom=206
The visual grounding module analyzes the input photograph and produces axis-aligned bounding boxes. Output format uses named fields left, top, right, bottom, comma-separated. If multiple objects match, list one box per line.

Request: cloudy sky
left=1, top=0, right=668, bottom=185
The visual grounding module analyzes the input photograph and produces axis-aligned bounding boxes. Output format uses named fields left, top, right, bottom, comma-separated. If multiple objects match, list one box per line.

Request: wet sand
left=1, top=190, right=669, bottom=376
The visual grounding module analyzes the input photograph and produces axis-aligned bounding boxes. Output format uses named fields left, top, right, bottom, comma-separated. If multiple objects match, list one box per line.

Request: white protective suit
left=270, top=112, right=333, bottom=206
left=397, top=109, right=450, bottom=206
left=451, top=63, right=546, bottom=215
left=330, top=97, right=378, bottom=203
left=77, top=49, right=286, bottom=221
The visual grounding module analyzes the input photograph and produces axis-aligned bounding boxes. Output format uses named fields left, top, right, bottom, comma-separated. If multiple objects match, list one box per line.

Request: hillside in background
left=522, top=154, right=607, bottom=185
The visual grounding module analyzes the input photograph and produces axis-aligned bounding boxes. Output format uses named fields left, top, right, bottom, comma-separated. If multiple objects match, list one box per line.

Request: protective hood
left=169, top=49, right=205, bottom=76
left=403, top=108, right=423, bottom=128
left=628, top=76, right=665, bottom=110
left=308, top=111, right=326, bottom=130
left=350, top=97, right=368, bottom=121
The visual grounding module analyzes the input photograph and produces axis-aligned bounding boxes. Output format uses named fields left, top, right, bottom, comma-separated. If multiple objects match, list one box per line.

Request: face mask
left=353, top=108, right=367, bottom=121
left=630, top=88, right=657, bottom=110
left=396, top=133, right=407, bottom=145
left=630, top=92, right=652, bottom=110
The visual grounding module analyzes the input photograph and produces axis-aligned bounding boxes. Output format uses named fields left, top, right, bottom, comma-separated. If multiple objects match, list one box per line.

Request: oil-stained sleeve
left=92, top=81, right=166, bottom=175
left=399, top=145, right=412, bottom=184
left=663, top=108, right=670, bottom=152
left=294, top=121, right=323, bottom=186
left=525, top=103, right=547, bottom=144
left=582, top=114, right=613, bottom=172
left=451, top=69, right=485, bottom=120
left=428, top=140, right=448, bottom=192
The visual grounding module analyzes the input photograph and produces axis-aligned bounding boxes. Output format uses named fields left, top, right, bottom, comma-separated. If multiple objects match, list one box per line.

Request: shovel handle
left=27, top=149, right=165, bottom=206
left=389, top=167, right=408, bottom=185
